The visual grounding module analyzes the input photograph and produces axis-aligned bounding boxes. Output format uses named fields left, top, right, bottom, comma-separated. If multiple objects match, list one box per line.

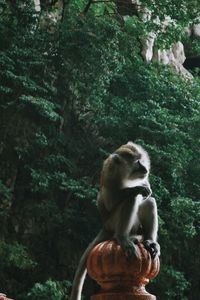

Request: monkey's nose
left=110, top=153, right=121, bottom=164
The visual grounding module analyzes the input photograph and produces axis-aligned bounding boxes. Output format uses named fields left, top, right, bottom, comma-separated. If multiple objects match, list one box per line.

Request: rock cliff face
left=33, top=0, right=63, bottom=31
left=193, top=18, right=200, bottom=38
left=34, top=0, right=41, bottom=12
left=116, top=0, right=200, bottom=80
left=151, top=42, right=193, bottom=80
left=139, top=18, right=193, bottom=80
left=35, top=0, right=198, bottom=80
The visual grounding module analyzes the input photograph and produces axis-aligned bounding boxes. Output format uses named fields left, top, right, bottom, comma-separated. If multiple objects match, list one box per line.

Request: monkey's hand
left=120, top=185, right=151, bottom=200
left=116, top=236, right=139, bottom=259
left=143, top=240, right=160, bottom=259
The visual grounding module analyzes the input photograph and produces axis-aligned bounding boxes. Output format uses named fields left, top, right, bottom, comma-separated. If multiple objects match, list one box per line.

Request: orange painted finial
left=87, top=240, right=160, bottom=300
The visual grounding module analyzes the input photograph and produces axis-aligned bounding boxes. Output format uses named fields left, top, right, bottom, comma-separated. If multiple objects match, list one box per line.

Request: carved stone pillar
left=87, top=240, right=160, bottom=300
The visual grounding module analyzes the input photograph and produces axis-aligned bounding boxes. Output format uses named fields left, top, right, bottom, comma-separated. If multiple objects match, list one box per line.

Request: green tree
left=0, top=1, right=199, bottom=299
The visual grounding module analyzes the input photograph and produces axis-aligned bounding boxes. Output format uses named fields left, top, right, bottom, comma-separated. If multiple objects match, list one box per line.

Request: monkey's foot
left=115, top=236, right=139, bottom=259
left=143, top=240, right=160, bottom=259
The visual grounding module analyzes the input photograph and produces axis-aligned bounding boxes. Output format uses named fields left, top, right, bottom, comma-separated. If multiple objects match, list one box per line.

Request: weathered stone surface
left=141, top=33, right=156, bottom=62
left=34, top=0, right=40, bottom=12
left=140, top=13, right=192, bottom=79
left=172, top=41, right=186, bottom=65
left=193, top=18, right=200, bottom=38
left=153, top=44, right=193, bottom=80
left=122, top=1, right=193, bottom=79
left=153, top=48, right=174, bottom=65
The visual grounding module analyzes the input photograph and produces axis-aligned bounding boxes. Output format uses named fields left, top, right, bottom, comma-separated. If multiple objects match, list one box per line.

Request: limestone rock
left=172, top=63, right=193, bottom=80
left=152, top=42, right=193, bottom=80
left=172, top=41, right=186, bottom=65
left=153, top=48, right=174, bottom=65
left=193, top=18, right=200, bottom=38
left=141, top=33, right=156, bottom=62
left=34, top=0, right=40, bottom=12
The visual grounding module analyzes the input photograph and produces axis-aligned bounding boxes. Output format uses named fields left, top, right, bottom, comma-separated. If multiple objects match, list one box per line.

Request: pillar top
left=87, top=240, right=160, bottom=300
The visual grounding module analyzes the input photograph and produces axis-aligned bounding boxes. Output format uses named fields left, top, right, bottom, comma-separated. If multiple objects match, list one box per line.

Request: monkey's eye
left=120, top=152, right=135, bottom=161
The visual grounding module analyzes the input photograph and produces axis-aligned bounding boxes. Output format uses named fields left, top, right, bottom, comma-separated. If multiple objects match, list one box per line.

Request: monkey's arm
left=97, top=193, right=111, bottom=222
left=70, top=229, right=111, bottom=300
left=139, top=197, right=160, bottom=259
left=110, top=193, right=143, bottom=258
left=97, top=185, right=151, bottom=217
left=119, top=185, right=152, bottom=200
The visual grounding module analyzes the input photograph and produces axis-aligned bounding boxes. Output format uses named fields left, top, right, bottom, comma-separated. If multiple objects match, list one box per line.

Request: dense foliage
left=0, top=1, right=200, bottom=299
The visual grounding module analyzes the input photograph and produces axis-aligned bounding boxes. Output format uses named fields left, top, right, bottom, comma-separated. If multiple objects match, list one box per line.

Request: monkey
left=70, top=142, right=160, bottom=300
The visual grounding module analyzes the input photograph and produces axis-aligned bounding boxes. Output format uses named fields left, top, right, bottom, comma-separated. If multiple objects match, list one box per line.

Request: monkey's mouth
left=130, top=168, right=147, bottom=178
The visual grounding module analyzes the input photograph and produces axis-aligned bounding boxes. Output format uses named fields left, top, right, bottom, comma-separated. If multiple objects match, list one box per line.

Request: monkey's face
left=101, top=142, right=150, bottom=189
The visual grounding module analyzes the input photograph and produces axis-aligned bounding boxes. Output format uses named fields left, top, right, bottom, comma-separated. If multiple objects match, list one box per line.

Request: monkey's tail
left=70, top=229, right=111, bottom=300
left=70, top=258, right=87, bottom=300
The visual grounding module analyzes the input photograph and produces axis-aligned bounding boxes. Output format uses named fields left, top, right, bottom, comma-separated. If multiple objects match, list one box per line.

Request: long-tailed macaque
left=70, top=142, right=160, bottom=300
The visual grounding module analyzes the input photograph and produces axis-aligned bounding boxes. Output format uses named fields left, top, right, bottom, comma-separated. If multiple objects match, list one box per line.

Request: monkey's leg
left=114, top=195, right=142, bottom=258
left=70, top=229, right=111, bottom=300
left=139, top=197, right=160, bottom=259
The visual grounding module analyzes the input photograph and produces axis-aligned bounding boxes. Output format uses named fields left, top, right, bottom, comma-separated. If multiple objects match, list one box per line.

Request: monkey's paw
left=143, top=240, right=160, bottom=259
left=129, top=235, right=140, bottom=245
left=116, top=236, right=139, bottom=259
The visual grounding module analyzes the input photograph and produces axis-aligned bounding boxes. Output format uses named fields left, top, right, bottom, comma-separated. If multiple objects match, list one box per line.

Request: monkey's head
left=101, top=142, right=150, bottom=189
